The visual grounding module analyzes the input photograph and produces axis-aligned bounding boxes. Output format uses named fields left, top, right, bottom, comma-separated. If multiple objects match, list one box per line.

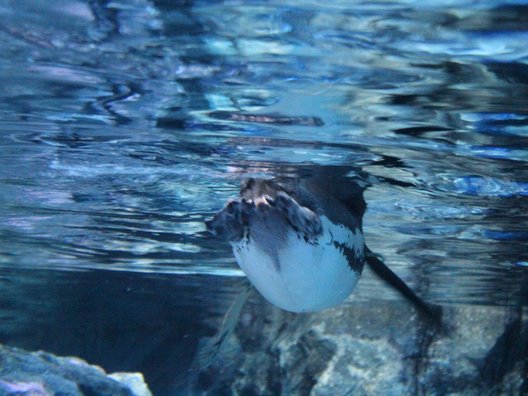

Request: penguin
left=205, top=168, right=436, bottom=316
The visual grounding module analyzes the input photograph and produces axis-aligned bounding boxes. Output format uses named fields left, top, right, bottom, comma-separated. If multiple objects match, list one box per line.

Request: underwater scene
left=0, top=0, right=527, bottom=395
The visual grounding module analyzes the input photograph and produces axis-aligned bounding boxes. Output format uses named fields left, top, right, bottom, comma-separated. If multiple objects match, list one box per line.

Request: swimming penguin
left=205, top=169, right=435, bottom=316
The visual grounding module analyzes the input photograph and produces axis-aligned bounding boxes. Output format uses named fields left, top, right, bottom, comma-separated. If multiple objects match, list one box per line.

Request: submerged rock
left=0, top=344, right=152, bottom=396
left=194, top=297, right=528, bottom=395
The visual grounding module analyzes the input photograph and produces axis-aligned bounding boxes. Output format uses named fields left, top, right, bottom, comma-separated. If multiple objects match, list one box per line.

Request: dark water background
left=1, top=0, right=527, bottom=394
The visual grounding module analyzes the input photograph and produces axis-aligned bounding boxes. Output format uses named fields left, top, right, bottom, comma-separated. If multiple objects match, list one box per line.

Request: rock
left=194, top=296, right=528, bottom=395
left=0, top=344, right=152, bottom=396
left=109, top=373, right=152, bottom=396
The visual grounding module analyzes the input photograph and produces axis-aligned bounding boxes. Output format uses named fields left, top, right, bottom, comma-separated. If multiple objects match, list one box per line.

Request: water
left=0, top=0, right=527, bottom=394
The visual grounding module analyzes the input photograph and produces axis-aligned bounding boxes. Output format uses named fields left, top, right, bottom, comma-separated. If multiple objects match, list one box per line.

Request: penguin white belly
left=232, top=216, right=365, bottom=312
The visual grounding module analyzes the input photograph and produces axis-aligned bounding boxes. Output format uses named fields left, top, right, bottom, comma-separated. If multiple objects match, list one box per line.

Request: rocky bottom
left=2, top=298, right=526, bottom=395
left=194, top=297, right=528, bottom=396
left=0, top=345, right=152, bottom=396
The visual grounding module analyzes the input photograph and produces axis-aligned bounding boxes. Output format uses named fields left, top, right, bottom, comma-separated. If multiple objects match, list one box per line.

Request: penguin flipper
left=191, top=280, right=253, bottom=369
left=365, top=248, right=441, bottom=322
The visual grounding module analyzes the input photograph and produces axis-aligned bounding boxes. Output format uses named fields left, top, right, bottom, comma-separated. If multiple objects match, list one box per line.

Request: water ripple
left=0, top=0, right=527, bottom=307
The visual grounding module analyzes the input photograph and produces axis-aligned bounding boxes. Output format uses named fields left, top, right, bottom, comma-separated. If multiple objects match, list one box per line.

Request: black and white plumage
left=206, top=172, right=368, bottom=312
left=206, top=170, right=436, bottom=316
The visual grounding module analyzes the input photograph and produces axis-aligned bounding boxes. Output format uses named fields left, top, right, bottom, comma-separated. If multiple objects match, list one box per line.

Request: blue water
left=0, top=0, right=527, bottom=394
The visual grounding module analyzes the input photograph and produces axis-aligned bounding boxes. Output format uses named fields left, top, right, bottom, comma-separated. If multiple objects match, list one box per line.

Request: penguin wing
left=365, top=247, right=442, bottom=323
left=191, top=280, right=253, bottom=369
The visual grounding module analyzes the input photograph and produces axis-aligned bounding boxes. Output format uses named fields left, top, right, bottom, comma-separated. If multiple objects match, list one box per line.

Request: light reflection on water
left=0, top=0, right=527, bottom=393
left=1, top=0, right=527, bottom=299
